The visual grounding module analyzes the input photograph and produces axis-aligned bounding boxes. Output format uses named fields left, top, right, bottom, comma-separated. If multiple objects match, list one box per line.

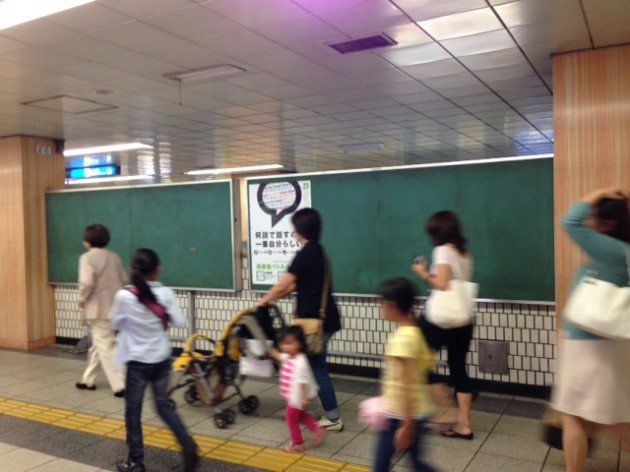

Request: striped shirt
left=279, top=356, right=296, bottom=400
left=277, top=353, right=318, bottom=408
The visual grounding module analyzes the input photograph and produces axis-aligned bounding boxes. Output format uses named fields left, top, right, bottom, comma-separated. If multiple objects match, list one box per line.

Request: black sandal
left=440, top=428, right=474, bottom=440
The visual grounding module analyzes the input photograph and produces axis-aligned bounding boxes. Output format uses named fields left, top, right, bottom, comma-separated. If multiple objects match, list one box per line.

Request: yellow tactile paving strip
left=0, top=396, right=369, bottom=472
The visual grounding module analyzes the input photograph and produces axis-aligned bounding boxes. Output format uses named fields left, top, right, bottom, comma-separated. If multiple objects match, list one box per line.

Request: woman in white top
left=110, top=248, right=198, bottom=472
left=413, top=211, right=475, bottom=440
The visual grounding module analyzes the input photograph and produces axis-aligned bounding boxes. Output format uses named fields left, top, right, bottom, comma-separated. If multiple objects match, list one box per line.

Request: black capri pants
left=420, top=317, right=474, bottom=394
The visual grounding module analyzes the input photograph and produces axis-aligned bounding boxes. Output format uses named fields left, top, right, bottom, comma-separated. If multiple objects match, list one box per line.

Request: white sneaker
left=318, top=416, right=344, bottom=432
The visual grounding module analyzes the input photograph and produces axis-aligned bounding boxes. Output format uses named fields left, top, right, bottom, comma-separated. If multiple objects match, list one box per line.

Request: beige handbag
left=292, top=253, right=330, bottom=355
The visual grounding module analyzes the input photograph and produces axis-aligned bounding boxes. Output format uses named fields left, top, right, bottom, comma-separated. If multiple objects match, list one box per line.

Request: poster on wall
left=248, top=180, right=312, bottom=286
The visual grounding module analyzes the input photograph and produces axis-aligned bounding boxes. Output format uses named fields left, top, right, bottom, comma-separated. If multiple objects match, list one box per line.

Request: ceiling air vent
left=328, top=34, right=397, bottom=54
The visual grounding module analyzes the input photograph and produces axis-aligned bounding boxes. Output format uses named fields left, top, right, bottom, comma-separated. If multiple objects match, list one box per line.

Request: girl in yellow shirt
left=375, top=278, right=436, bottom=472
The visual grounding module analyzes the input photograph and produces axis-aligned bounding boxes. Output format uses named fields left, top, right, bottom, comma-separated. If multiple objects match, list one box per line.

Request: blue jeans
left=125, top=360, right=196, bottom=462
left=307, top=332, right=339, bottom=420
left=374, top=419, right=435, bottom=472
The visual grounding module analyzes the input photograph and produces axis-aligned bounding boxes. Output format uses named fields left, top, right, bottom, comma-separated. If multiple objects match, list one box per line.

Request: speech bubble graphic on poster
left=257, top=181, right=302, bottom=227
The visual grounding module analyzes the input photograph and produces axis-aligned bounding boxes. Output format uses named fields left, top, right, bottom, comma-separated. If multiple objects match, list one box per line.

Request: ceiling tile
left=145, top=41, right=227, bottom=69
left=453, top=93, right=502, bottom=106
left=485, top=74, right=546, bottom=92
left=459, top=48, right=530, bottom=70
left=520, top=42, right=554, bottom=61
left=379, top=42, right=452, bottom=69
left=499, top=86, right=551, bottom=100
left=373, top=80, right=430, bottom=96
left=531, top=58, right=553, bottom=75
left=262, top=84, right=314, bottom=101
left=142, top=8, right=235, bottom=41
left=402, top=58, right=467, bottom=79
left=1, top=45, right=84, bottom=70
left=475, top=63, right=538, bottom=81
left=349, top=97, right=400, bottom=110
left=394, top=0, right=488, bottom=22
left=586, top=9, right=630, bottom=47
left=0, top=35, right=28, bottom=56
left=376, top=42, right=453, bottom=67
left=44, top=34, right=132, bottom=61
left=421, top=72, right=481, bottom=90
left=509, top=17, right=591, bottom=51
left=102, top=0, right=205, bottom=18
left=90, top=21, right=185, bottom=52
left=306, top=1, right=410, bottom=36
left=582, top=0, right=630, bottom=15
left=379, top=24, right=433, bottom=48
left=251, top=15, right=342, bottom=46
left=47, top=3, right=132, bottom=32
left=418, top=8, right=504, bottom=41
left=494, top=0, right=583, bottom=27
left=203, top=0, right=309, bottom=27
left=98, top=53, right=180, bottom=77
left=393, top=90, right=442, bottom=105
left=441, top=29, right=516, bottom=57
left=353, top=68, right=412, bottom=87
left=2, top=20, right=79, bottom=45
left=439, top=83, right=492, bottom=99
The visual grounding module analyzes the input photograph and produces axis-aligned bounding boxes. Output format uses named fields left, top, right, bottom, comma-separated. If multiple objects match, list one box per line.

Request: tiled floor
left=0, top=346, right=626, bottom=471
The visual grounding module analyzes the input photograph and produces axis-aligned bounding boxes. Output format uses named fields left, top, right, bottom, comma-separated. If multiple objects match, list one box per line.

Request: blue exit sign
left=66, top=165, right=120, bottom=179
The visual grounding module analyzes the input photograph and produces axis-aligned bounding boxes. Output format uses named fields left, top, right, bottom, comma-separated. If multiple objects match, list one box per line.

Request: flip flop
left=440, top=428, right=474, bottom=440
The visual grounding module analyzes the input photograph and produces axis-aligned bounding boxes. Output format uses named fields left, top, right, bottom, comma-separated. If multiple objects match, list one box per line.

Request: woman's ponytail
left=130, top=248, right=160, bottom=303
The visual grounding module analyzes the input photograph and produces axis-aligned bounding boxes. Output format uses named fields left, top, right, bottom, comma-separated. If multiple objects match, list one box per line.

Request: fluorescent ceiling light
left=342, top=142, right=384, bottom=154
left=64, top=142, right=152, bottom=157
left=165, top=65, right=246, bottom=83
left=66, top=175, right=152, bottom=185
left=186, top=164, right=284, bottom=176
left=0, top=0, right=96, bottom=31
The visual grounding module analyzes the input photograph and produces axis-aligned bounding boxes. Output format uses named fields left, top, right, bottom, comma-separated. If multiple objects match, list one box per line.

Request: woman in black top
left=257, top=208, right=343, bottom=432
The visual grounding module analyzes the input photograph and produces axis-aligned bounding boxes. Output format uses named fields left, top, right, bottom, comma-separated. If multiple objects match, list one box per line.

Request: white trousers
left=81, top=319, right=125, bottom=392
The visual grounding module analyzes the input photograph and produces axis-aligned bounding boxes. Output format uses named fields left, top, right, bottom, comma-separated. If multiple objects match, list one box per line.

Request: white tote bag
left=564, top=272, right=630, bottom=341
left=426, top=279, right=478, bottom=328
left=425, top=250, right=478, bottom=329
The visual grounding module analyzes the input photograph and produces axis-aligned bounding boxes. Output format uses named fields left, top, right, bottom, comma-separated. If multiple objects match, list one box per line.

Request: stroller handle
left=183, top=334, right=215, bottom=354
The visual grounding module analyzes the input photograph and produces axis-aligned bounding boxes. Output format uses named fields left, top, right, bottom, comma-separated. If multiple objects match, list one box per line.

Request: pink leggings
left=286, top=404, right=318, bottom=444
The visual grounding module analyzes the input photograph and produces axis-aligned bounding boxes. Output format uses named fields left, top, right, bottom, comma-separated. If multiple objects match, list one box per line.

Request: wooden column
left=554, top=45, right=630, bottom=310
left=0, top=136, right=65, bottom=349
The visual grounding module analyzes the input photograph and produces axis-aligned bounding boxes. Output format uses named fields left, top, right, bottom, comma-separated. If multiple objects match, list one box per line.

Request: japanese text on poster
left=249, top=181, right=311, bottom=286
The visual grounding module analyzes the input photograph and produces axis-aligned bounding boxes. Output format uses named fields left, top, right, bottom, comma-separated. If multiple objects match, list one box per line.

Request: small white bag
left=564, top=274, right=630, bottom=341
left=238, top=339, right=274, bottom=378
left=426, top=279, right=479, bottom=328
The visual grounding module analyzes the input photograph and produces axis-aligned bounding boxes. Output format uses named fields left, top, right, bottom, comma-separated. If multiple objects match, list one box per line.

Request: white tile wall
left=54, top=256, right=556, bottom=387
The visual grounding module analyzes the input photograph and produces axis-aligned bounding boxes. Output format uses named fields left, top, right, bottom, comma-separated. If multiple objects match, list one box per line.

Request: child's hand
left=302, top=399, right=310, bottom=410
left=267, top=348, right=279, bottom=360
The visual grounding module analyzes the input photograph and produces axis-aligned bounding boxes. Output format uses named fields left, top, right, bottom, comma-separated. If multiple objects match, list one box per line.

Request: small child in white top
left=269, top=326, right=326, bottom=453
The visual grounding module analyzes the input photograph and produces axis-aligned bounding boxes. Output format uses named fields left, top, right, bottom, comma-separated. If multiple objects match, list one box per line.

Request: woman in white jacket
left=76, top=224, right=126, bottom=396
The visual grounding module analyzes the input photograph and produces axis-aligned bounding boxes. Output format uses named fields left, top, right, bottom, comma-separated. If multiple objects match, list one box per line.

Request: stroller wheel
left=224, top=408, right=236, bottom=424
left=165, top=399, right=177, bottom=410
left=246, top=395, right=260, bottom=411
left=238, top=399, right=252, bottom=414
left=214, top=414, right=227, bottom=429
left=184, top=386, right=199, bottom=405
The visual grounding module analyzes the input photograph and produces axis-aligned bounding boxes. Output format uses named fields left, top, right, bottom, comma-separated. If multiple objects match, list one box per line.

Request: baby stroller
left=168, top=305, right=286, bottom=429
